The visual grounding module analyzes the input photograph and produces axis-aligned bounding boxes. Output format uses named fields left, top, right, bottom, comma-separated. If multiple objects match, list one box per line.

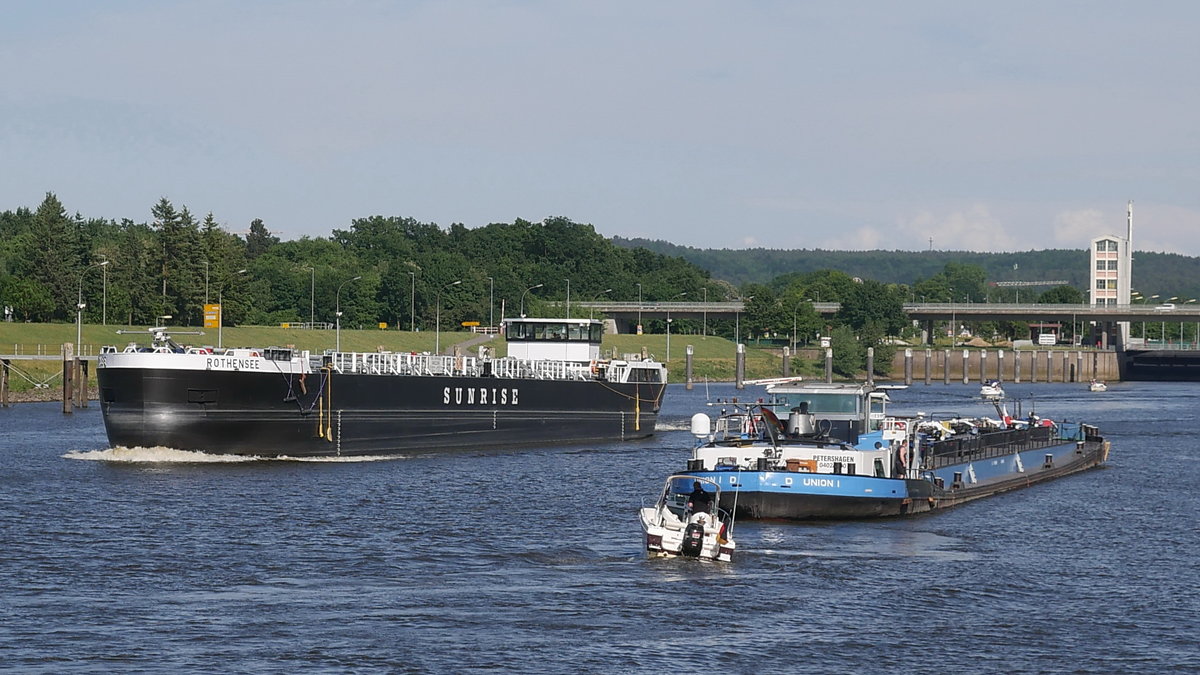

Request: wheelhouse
left=764, top=382, right=890, bottom=441
left=502, top=317, right=604, bottom=363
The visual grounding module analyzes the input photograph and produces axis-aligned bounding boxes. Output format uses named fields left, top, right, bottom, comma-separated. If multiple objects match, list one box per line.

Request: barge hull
left=98, top=367, right=664, bottom=457
left=706, top=440, right=1109, bottom=521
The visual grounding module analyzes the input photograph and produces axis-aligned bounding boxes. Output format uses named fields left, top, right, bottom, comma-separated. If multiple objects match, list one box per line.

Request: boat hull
left=97, top=366, right=664, bottom=457
left=694, top=439, right=1109, bottom=520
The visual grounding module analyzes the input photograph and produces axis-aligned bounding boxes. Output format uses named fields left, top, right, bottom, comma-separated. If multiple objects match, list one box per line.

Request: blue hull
left=691, top=438, right=1110, bottom=520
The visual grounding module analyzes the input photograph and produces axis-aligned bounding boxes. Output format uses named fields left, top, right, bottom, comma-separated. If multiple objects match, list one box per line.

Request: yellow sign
left=378, top=322, right=388, bottom=330
left=204, top=304, right=221, bottom=328
left=461, top=321, right=480, bottom=327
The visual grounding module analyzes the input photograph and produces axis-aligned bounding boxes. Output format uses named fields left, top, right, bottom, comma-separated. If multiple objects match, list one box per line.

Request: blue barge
left=683, top=382, right=1110, bottom=520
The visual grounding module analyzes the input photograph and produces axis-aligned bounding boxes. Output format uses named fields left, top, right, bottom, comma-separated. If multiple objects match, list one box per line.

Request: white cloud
left=888, top=204, right=1017, bottom=251
left=1053, top=209, right=1107, bottom=246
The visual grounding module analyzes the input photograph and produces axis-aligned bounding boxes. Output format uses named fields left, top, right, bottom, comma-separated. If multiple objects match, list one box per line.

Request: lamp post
left=1147, top=294, right=1159, bottom=343
left=565, top=279, right=570, bottom=318
left=486, top=276, right=494, bottom=330
left=408, top=270, right=416, bottom=332
left=636, top=282, right=642, bottom=334
left=435, top=279, right=462, bottom=355
left=75, top=298, right=86, bottom=352
left=792, top=298, right=808, bottom=353
left=702, top=287, right=708, bottom=337
left=1187, top=298, right=1198, bottom=346
left=302, top=266, right=315, bottom=328
left=520, top=283, right=543, bottom=318
left=590, top=288, right=612, bottom=319
left=100, top=259, right=109, bottom=326
left=218, top=269, right=247, bottom=349
left=76, top=261, right=108, bottom=350
left=666, top=292, right=686, bottom=361
left=335, top=275, right=362, bottom=352
left=735, top=295, right=753, bottom=344
left=202, top=260, right=210, bottom=305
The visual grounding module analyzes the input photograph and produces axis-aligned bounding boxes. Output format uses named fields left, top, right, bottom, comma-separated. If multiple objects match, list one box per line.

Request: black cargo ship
left=97, top=318, right=667, bottom=457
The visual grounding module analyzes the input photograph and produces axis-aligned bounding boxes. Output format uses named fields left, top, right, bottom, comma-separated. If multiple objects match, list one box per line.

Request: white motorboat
left=1089, top=380, right=1108, bottom=392
left=639, top=475, right=735, bottom=562
left=980, top=380, right=1005, bottom=399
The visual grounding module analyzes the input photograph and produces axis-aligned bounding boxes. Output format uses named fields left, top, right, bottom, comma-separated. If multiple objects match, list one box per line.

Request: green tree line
left=0, top=193, right=734, bottom=332
left=2, top=192, right=1155, bottom=377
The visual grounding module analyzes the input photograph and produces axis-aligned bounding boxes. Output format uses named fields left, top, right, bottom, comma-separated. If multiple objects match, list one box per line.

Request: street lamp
left=218, top=269, right=247, bottom=349
left=99, top=259, right=109, bottom=326
left=1187, top=299, right=1198, bottom=346
left=301, top=265, right=315, bottom=328
left=636, top=282, right=642, bottom=333
left=435, top=279, right=462, bottom=355
left=735, top=295, right=753, bottom=344
left=486, top=276, right=494, bottom=330
left=702, top=287, right=708, bottom=337
left=565, top=279, right=570, bottom=317
left=792, top=298, right=808, bottom=353
left=76, top=261, right=108, bottom=350
left=408, top=270, right=417, bottom=332
left=335, top=275, right=362, bottom=352
left=520, top=283, right=543, bottom=318
left=590, top=288, right=612, bottom=319
left=666, top=292, right=686, bottom=361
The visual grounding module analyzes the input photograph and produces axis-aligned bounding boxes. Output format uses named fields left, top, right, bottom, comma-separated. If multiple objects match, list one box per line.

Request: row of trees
left=0, top=192, right=1116, bottom=375
left=0, top=193, right=731, bottom=332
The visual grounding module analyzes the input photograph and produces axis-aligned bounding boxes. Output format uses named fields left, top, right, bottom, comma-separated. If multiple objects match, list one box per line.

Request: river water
left=1, top=382, right=1196, bottom=673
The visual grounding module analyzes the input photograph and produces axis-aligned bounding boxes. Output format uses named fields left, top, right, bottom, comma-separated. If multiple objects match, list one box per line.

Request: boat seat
left=659, top=509, right=686, bottom=531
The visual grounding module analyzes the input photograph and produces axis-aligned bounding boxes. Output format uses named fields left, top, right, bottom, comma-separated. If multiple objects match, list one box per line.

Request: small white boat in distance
left=639, top=475, right=735, bottom=562
left=980, top=379, right=1005, bottom=399
left=1089, top=380, right=1108, bottom=392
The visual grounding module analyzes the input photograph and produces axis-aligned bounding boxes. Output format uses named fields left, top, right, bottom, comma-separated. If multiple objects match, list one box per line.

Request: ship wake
left=63, top=447, right=407, bottom=463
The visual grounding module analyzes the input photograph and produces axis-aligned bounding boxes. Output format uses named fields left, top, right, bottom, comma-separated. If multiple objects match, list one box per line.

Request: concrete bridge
left=578, top=300, right=1200, bottom=323
left=578, top=301, right=1200, bottom=338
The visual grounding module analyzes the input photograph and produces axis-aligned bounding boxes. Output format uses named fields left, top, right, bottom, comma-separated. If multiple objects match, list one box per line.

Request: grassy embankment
left=0, top=323, right=820, bottom=394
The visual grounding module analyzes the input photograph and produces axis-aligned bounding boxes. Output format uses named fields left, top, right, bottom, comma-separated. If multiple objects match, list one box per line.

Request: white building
left=1089, top=201, right=1134, bottom=308
left=1089, top=201, right=1135, bottom=345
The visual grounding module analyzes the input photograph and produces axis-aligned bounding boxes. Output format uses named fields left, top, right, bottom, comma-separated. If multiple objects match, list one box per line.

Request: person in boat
left=687, top=481, right=712, bottom=513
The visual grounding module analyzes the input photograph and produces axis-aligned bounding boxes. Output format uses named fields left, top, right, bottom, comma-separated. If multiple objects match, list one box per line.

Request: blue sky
left=2, top=1, right=1197, bottom=254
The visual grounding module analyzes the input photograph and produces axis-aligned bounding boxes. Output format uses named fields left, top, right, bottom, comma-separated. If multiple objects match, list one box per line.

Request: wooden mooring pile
left=0, top=343, right=92, bottom=412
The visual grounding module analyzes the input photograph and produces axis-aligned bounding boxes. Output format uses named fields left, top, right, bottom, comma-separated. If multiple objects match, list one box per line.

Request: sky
left=2, top=1, right=1198, bottom=255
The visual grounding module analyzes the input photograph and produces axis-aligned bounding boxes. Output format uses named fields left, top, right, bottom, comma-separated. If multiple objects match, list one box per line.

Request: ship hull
left=98, top=366, right=664, bottom=457
left=694, top=439, right=1109, bottom=521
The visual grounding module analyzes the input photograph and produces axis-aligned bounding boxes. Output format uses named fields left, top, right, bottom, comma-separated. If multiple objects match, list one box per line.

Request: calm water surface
left=1, top=382, right=1197, bottom=673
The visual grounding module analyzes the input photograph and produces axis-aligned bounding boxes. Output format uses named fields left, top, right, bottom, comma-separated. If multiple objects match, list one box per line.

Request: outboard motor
left=681, top=523, right=705, bottom=557
left=788, top=402, right=815, bottom=436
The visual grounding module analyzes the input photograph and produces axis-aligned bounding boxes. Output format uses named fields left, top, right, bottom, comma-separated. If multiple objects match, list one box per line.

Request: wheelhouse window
left=505, top=320, right=602, bottom=344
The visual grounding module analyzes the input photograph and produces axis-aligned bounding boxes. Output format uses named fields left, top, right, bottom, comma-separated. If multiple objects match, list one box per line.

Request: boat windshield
left=773, top=393, right=859, bottom=414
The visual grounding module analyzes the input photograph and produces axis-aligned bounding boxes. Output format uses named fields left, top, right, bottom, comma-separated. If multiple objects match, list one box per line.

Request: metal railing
left=325, top=351, right=594, bottom=381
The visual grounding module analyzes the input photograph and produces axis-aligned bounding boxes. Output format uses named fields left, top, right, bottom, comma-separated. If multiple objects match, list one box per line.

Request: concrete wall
left=887, top=348, right=1120, bottom=383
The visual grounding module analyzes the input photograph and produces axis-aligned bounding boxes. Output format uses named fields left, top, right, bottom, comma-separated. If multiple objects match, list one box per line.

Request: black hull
left=1118, top=349, right=1200, bottom=381
left=98, top=367, right=665, bottom=457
